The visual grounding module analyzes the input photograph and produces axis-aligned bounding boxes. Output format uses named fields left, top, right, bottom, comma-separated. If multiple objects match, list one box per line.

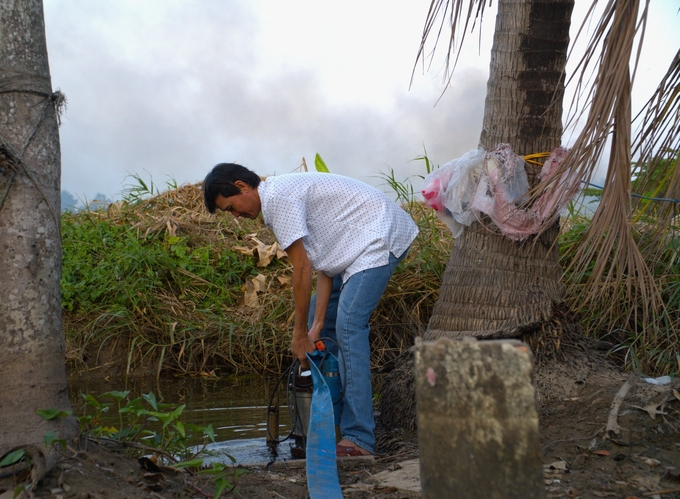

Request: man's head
left=203, top=163, right=262, bottom=218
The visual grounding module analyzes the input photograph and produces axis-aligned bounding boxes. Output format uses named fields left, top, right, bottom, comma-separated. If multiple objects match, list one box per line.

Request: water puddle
left=68, top=374, right=294, bottom=465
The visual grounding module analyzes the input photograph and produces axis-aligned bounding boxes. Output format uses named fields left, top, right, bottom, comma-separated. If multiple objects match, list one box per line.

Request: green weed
left=370, top=162, right=452, bottom=365
left=61, top=181, right=292, bottom=376
left=76, top=391, right=243, bottom=498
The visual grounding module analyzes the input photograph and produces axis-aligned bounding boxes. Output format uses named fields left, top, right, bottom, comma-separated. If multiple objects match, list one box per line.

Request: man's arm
left=285, top=238, right=317, bottom=363
left=308, top=271, right=332, bottom=342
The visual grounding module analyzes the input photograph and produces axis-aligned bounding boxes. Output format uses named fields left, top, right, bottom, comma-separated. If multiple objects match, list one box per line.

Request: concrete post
left=415, top=338, right=545, bottom=499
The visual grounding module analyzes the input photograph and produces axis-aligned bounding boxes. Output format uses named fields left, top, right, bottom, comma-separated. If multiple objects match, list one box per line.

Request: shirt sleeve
left=266, top=196, right=309, bottom=250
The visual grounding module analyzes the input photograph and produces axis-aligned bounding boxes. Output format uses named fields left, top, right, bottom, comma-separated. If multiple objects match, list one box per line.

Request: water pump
left=266, top=339, right=343, bottom=459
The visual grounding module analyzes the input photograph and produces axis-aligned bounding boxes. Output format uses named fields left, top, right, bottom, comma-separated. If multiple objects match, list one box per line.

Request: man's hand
left=291, top=333, right=316, bottom=365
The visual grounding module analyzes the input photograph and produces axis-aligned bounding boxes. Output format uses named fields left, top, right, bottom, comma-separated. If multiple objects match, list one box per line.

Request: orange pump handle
left=315, top=340, right=326, bottom=351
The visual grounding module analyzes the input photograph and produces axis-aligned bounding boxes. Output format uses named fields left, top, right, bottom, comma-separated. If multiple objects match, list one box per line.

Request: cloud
left=44, top=0, right=678, bottom=201
left=45, top=0, right=487, bottom=199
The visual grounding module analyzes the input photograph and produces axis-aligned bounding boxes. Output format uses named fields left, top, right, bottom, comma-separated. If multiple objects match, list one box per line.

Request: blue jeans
left=308, top=250, right=407, bottom=453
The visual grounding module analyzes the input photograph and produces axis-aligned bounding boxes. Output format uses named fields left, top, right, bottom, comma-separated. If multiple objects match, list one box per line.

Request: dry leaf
left=277, top=275, right=292, bottom=287
left=244, top=275, right=267, bottom=308
left=255, top=241, right=285, bottom=267
left=252, top=274, right=266, bottom=291
left=232, top=246, right=254, bottom=256
left=545, top=460, right=568, bottom=471
left=234, top=235, right=288, bottom=267
left=593, top=450, right=610, bottom=457
left=629, top=474, right=661, bottom=491
left=673, top=389, right=680, bottom=401
left=244, top=282, right=258, bottom=307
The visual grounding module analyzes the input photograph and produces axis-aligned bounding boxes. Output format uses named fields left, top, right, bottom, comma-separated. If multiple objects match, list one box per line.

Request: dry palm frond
left=416, top=0, right=679, bottom=345
left=529, top=0, right=680, bottom=353
left=536, top=0, right=661, bottom=333
left=412, top=0, right=492, bottom=89
left=630, top=50, right=680, bottom=228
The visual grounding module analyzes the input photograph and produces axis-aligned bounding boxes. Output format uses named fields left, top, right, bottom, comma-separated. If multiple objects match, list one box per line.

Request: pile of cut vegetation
left=61, top=181, right=452, bottom=377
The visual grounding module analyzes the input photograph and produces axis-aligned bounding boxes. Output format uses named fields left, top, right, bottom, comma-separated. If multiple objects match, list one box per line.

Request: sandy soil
left=2, top=347, right=679, bottom=499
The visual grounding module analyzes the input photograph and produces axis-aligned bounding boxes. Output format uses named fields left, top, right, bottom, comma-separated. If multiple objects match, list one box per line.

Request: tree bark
left=378, top=0, right=574, bottom=433
left=0, top=0, right=77, bottom=469
left=480, top=0, right=571, bottom=166
left=425, top=0, right=573, bottom=341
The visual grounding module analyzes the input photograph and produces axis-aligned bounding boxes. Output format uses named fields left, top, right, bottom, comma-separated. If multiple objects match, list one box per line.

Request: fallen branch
left=643, top=487, right=680, bottom=497
left=542, top=425, right=605, bottom=452
left=186, top=480, right=211, bottom=498
left=90, top=437, right=178, bottom=465
left=606, top=374, right=634, bottom=436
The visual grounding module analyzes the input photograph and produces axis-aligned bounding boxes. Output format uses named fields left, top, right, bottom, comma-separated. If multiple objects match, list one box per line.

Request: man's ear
left=234, top=180, right=248, bottom=193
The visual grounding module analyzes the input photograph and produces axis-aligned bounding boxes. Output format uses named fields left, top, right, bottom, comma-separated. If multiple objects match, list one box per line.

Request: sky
left=43, top=0, right=679, bottom=202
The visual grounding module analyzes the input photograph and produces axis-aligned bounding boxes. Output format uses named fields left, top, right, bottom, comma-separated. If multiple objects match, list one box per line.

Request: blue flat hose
left=305, top=351, right=343, bottom=498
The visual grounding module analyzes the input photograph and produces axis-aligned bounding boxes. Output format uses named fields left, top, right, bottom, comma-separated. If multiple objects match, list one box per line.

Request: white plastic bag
left=643, top=376, right=672, bottom=386
left=421, top=148, right=485, bottom=237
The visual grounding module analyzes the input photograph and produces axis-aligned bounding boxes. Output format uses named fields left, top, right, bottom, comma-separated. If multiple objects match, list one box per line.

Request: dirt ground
left=2, top=344, right=679, bottom=499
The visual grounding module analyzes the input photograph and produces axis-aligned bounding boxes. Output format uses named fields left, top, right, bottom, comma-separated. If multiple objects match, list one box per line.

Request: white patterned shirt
left=258, top=173, right=418, bottom=282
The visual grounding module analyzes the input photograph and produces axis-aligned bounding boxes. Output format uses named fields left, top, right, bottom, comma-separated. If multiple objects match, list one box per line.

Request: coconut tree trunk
left=377, top=0, right=574, bottom=435
left=425, top=0, right=573, bottom=341
left=0, top=0, right=77, bottom=471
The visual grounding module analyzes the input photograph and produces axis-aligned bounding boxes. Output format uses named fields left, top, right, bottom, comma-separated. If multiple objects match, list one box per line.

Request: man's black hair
left=203, top=163, right=261, bottom=213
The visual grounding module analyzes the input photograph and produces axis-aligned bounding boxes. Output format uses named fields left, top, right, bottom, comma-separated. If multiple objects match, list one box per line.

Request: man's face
left=215, top=182, right=261, bottom=219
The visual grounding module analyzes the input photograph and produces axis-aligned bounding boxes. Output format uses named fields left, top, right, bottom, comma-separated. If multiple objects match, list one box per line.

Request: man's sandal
left=336, top=444, right=371, bottom=457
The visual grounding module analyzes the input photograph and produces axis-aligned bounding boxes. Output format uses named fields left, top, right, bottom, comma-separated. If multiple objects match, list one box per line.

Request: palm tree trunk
left=425, top=0, right=573, bottom=341
left=378, top=0, right=574, bottom=434
left=0, top=0, right=77, bottom=469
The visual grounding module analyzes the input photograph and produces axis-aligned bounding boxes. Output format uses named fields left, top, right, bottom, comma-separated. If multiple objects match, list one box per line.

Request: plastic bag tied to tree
left=421, top=144, right=577, bottom=241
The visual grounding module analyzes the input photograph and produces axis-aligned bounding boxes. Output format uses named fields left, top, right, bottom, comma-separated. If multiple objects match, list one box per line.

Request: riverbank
left=10, top=346, right=679, bottom=499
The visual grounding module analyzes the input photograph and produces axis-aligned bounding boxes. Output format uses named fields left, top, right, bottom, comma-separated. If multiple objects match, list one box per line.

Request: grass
left=62, top=168, right=678, bottom=378
left=61, top=176, right=450, bottom=377
left=61, top=182, right=292, bottom=376
left=368, top=167, right=453, bottom=365
left=559, top=212, right=680, bottom=376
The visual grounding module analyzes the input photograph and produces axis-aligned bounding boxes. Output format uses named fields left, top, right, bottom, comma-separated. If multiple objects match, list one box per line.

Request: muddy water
left=68, top=374, right=294, bottom=465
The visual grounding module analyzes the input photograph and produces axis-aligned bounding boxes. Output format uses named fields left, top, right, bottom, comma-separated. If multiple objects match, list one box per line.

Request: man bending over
left=203, top=163, right=418, bottom=457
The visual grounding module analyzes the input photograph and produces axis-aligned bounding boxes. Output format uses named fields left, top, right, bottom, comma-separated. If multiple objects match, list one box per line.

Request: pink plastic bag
left=422, top=145, right=575, bottom=240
